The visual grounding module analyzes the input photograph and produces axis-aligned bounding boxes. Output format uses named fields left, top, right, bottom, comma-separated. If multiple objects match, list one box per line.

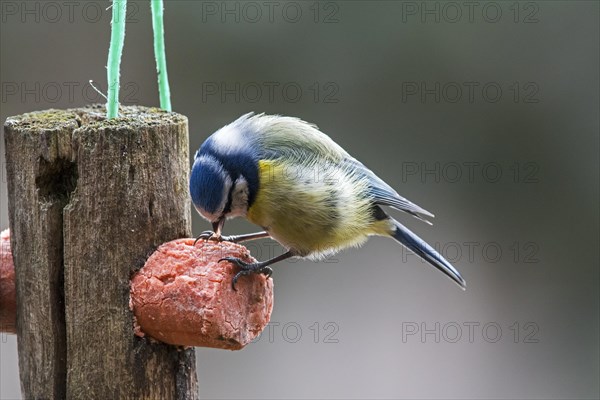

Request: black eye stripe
left=222, top=189, right=234, bottom=216
left=221, top=177, right=236, bottom=216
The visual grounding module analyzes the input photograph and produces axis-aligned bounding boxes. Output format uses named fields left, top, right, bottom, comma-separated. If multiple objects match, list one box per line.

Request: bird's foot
left=194, top=231, right=252, bottom=246
left=193, top=230, right=222, bottom=245
left=218, top=257, right=273, bottom=290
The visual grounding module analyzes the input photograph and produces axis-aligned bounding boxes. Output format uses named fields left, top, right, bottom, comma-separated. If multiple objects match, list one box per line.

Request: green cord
left=151, top=0, right=172, bottom=112
left=106, top=0, right=128, bottom=119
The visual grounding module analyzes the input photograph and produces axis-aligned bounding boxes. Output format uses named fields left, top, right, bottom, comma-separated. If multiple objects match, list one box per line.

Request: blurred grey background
left=1, top=1, right=598, bottom=399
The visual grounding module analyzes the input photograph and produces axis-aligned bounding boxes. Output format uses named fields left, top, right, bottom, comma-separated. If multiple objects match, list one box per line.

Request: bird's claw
left=193, top=231, right=244, bottom=246
left=262, top=267, right=273, bottom=279
left=194, top=230, right=220, bottom=245
left=218, top=257, right=273, bottom=290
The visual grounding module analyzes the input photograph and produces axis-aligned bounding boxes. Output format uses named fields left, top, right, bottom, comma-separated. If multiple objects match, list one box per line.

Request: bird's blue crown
left=190, top=116, right=260, bottom=216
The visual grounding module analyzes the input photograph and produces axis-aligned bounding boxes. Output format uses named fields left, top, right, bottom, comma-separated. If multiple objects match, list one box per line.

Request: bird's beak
left=212, top=217, right=225, bottom=237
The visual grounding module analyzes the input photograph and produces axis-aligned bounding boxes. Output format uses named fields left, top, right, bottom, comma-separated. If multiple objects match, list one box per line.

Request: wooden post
left=4, top=105, right=198, bottom=399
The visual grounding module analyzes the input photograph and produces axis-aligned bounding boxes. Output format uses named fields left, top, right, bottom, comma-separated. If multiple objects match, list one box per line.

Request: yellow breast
left=247, top=159, right=392, bottom=257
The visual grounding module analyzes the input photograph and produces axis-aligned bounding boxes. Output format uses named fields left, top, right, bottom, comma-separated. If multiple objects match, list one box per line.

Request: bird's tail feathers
left=390, top=218, right=466, bottom=289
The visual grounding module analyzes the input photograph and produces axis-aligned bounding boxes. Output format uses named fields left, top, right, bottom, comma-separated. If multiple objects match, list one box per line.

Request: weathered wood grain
left=4, top=105, right=198, bottom=399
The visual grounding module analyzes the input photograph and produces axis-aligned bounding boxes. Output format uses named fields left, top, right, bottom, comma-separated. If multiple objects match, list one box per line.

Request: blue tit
left=190, top=113, right=465, bottom=290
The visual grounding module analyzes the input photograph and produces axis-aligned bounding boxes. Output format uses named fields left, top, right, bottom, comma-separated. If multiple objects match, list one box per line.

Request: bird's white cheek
left=226, top=209, right=247, bottom=219
left=228, top=176, right=250, bottom=218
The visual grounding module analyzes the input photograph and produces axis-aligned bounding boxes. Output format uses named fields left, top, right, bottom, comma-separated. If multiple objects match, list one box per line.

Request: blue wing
left=224, top=113, right=435, bottom=224
left=345, top=158, right=435, bottom=224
